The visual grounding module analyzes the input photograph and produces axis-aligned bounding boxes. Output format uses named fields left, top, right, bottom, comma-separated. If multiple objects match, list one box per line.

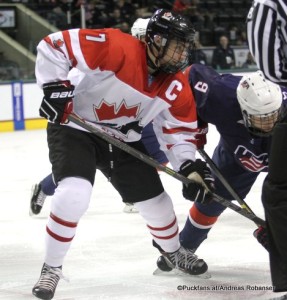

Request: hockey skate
left=153, top=241, right=210, bottom=279
left=123, top=203, right=138, bottom=213
left=32, top=263, right=63, bottom=300
left=29, top=184, right=47, bottom=216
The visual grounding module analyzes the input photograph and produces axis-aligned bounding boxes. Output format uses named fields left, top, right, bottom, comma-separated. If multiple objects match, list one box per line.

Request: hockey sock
left=134, top=191, right=180, bottom=253
left=45, top=177, right=92, bottom=267
left=180, top=204, right=219, bottom=250
left=41, top=173, right=57, bottom=196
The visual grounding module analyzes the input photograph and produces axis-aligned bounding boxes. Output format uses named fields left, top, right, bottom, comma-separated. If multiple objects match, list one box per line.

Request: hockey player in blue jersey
left=159, top=65, right=286, bottom=269
left=155, top=65, right=286, bottom=271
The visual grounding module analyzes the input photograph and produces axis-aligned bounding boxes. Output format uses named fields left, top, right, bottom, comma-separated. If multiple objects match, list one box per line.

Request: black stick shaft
left=68, top=113, right=266, bottom=227
left=198, top=148, right=258, bottom=216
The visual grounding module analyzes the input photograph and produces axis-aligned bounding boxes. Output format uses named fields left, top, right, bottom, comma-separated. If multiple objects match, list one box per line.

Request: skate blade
left=29, top=207, right=35, bottom=217
left=123, top=208, right=138, bottom=213
left=123, top=206, right=138, bottom=213
left=153, top=268, right=211, bottom=279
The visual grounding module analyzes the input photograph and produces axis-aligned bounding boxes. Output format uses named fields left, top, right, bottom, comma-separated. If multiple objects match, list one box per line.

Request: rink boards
left=0, top=71, right=252, bottom=132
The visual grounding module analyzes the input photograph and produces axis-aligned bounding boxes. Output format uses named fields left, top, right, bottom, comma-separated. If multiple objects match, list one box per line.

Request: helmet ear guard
left=237, top=71, right=284, bottom=137
left=146, top=9, right=196, bottom=73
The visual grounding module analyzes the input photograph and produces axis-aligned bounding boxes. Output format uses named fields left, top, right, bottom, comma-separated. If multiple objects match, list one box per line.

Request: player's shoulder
left=77, top=28, right=143, bottom=72
left=192, top=63, right=219, bottom=77
left=105, top=28, right=142, bottom=52
left=156, top=69, right=193, bottom=94
left=173, top=69, right=192, bottom=84
left=79, top=28, right=125, bottom=38
left=170, top=70, right=194, bottom=95
left=78, top=28, right=137, bottom=49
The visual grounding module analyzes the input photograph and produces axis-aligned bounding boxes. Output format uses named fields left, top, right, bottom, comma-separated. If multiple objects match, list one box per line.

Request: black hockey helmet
left=146, top=9, right=196, bottom=73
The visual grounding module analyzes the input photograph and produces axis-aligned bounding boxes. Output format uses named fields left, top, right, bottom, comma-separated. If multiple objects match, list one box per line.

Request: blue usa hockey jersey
left=185, top=64, right=287, bottom=172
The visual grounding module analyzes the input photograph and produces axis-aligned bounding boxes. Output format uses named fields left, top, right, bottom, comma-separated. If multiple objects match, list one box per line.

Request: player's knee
left=134, top=191, right=174, bottom=221
left=51, top=177, right=93, bottom=221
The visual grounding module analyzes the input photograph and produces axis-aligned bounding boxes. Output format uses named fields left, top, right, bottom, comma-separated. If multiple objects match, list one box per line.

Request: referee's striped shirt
left=247, top=0, right=287, bottom=86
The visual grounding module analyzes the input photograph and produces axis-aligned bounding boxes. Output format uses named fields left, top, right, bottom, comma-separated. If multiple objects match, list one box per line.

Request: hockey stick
left=198, top=148, right=265, bottom=228
left=67, top=113, right=265, bottom=226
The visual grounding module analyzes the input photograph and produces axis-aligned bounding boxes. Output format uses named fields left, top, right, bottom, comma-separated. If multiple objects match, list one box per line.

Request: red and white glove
left=39, top=80, right=74, bottom=124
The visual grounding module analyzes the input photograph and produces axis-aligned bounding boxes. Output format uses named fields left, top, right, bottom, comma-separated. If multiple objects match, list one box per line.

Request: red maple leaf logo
left=53, top=39, right=64, bottom=48
left=94, top=100, right=140, bottom=121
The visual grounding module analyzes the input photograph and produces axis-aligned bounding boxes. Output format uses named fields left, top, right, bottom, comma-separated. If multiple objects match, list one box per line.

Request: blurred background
left=0, top=0, right=255, bottom=81
left=0, top=0, right=255, bottom=132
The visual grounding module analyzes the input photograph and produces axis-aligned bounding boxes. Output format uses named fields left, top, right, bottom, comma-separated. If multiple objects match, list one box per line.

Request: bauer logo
left=50, top=91, right=74, bottom=98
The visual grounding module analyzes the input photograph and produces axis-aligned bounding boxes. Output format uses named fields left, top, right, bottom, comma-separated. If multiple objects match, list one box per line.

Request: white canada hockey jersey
left=35, top=28, right=198, bottom=170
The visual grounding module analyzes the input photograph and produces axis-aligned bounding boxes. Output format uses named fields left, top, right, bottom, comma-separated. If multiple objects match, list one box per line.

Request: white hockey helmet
left=131, top=18, right=150, bottom=39
left=236, top=70, right=283, bottom=136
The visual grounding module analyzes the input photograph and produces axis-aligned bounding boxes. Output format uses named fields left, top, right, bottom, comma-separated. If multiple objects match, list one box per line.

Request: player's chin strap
left=67, top=113, right=266, bottom=227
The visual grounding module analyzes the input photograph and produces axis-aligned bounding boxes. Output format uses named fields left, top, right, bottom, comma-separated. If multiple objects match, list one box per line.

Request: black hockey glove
left=253, top=226, right=269, bottom=252
left=179, top=159, right=215, bottom=204
left=39, top=80, right=74, bottom=124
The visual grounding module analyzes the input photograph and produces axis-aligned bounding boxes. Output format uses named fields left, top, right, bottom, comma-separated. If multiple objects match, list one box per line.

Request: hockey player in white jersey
left=29, top=18, right=167, bottom=216
left=32, top=9, right=214, bottom=300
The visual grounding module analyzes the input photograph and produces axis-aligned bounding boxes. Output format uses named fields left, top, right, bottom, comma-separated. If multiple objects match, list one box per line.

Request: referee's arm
left=247, top=0, right=287, bottom=86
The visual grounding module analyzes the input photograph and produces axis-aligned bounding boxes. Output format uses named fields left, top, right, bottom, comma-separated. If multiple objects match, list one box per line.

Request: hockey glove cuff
left=195, top=125, right=208, bottom=149
left=195, top=120, right=208, bottom=149
left=40, top=80, right=74, bottom=124
left=179, top=159, right=215, bottom=203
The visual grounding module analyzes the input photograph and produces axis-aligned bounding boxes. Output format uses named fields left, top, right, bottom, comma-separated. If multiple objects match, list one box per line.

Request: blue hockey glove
left=39, top=80, right=74, bottom=124
left=253, top=226, right=269, bottom=251
left=179, top=159, right=215, bottom=203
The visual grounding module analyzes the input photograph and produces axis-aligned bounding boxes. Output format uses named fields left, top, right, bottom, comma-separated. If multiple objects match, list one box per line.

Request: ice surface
left=0, top=126, right=286, bottom=300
